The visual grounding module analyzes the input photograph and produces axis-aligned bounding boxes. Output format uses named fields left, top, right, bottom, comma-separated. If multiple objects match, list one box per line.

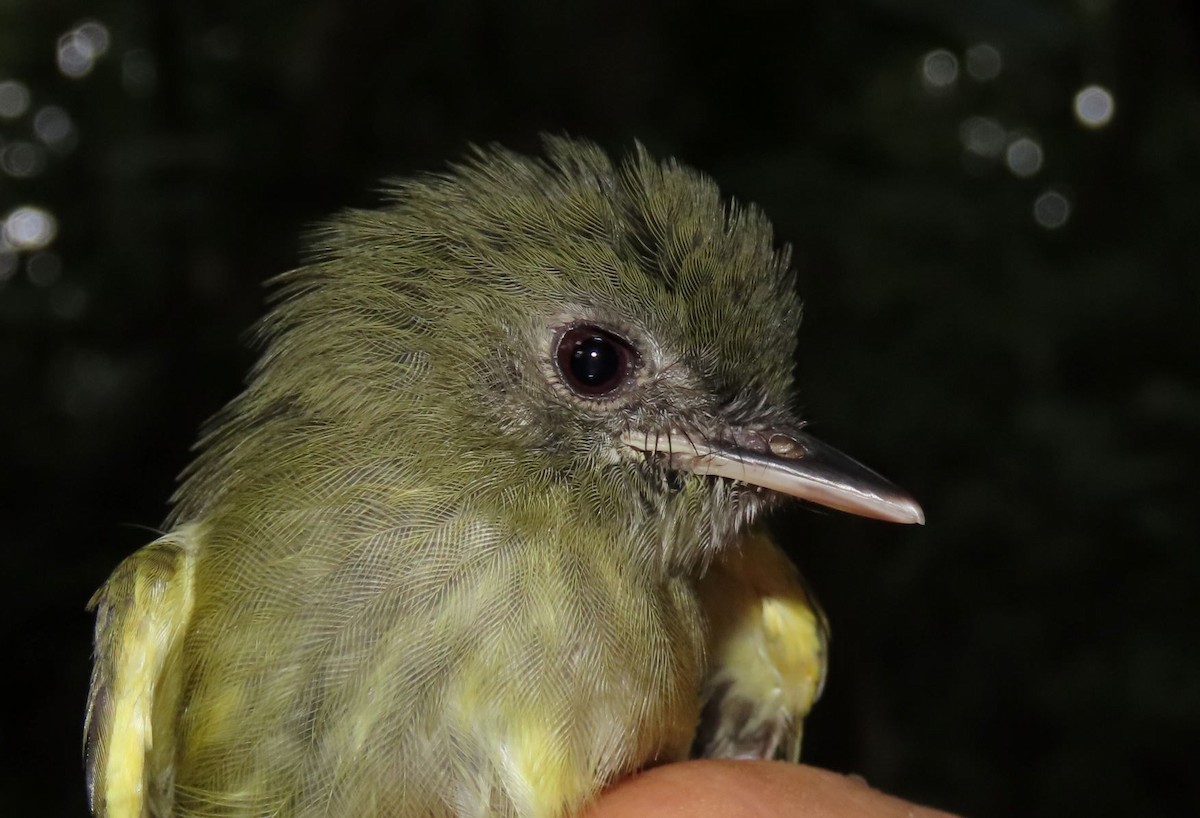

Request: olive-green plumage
left=86, top=137, right=921, bottom=818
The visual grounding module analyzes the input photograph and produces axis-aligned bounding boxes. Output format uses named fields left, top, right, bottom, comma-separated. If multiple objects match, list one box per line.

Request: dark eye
left=555, top=325, right=636, bottom=398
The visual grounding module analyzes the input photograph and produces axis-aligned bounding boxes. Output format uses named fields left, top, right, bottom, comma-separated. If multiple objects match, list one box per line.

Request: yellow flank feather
left=499, top=718, right=583, bottom=818
left=694, top=525, right=829, bottom=761
left=86, top=526, right=200, bottom=818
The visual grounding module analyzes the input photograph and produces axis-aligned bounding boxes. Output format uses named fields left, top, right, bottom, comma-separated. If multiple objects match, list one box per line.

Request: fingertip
left=587, top=760, right=960, bottom=818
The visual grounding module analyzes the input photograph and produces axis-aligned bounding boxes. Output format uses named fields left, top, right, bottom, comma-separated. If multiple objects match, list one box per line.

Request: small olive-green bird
left=85, top=137, right=923, bottom=818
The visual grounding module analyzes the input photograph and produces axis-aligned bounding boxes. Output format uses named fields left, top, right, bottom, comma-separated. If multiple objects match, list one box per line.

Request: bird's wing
left=692, top=525, right=829, bottom=762
left=85, top=525, right=201, bottom=818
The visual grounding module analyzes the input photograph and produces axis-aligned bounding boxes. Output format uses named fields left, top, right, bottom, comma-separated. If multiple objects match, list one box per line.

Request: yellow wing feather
left=85, top=525, right=201, bottom=818
left=693, top=525, right=829, bottom=761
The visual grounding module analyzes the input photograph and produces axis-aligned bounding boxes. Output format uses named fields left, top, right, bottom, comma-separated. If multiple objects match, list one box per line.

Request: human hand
left=588, top=760, right=959, bottom=818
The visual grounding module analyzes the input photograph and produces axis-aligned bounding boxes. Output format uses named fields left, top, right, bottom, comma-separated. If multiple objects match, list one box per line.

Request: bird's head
left=194, top=137, right=920, bottom=571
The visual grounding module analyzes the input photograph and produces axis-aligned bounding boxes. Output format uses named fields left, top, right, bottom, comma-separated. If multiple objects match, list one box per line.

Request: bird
left=84, top=136, right=923, bottom=818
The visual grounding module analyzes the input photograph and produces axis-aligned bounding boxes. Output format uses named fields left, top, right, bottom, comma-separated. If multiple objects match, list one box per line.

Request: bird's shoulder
left=693, top=526, right=829, bottom=761
left=85, top=524, right=203, bottom=818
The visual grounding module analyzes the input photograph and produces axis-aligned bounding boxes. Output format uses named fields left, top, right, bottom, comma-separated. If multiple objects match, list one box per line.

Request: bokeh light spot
left=1033, top=190, right=1071, bottom=229
left=3, top=205, right=58, bottom=250
left=1, top=142, right=47, bottom=178
left=0, top=79, right=31, bottom=119
left=1073, top=85, right=1115, bottom=128
left=960, top=116, right=1006, bottom=157
left=965, top=43, right=1002, bottom=81
left=122, top=49, right=158, bottom=97
left=27, top=251, right=62, bottom=287
left=33, top=106, right=76, bottom=147
left=1005, top=136, right=1044, bottom=178
left=921, top=49, right=959, bottom=90
left=77, top=20, right=111, bottom=54
left=57, top=20, right=111, bottom=79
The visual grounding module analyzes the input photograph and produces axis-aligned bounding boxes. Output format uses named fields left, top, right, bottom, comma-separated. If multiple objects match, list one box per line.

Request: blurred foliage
left=2, top=1, right=1197, bottom=816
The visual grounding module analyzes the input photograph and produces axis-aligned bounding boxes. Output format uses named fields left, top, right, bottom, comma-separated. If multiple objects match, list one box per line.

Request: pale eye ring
left=554, top=325, right=637, bottom=398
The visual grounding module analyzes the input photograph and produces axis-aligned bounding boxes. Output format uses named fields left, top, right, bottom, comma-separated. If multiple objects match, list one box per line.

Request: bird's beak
left=620, top=428, right=924, bottom=525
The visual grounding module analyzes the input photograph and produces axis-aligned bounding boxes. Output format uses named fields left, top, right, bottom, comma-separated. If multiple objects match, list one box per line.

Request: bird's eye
left=554, top=325, right=636, bottom=399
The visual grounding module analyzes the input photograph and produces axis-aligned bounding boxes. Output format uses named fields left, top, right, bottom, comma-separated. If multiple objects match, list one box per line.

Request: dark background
left=3, top=1, right=1197, bottom=815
